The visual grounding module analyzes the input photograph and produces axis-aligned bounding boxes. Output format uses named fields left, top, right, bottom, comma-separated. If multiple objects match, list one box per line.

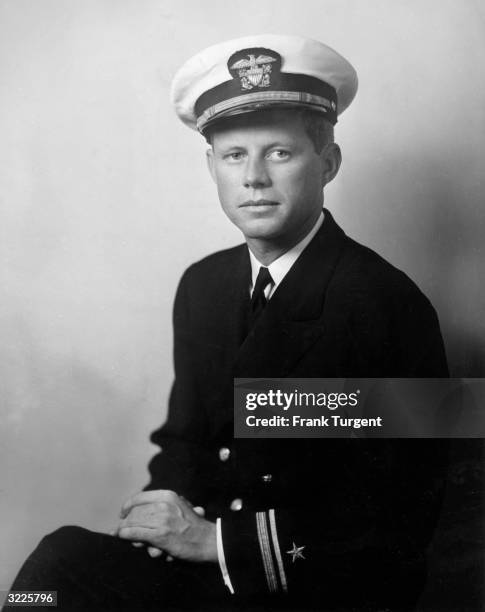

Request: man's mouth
left=239, top=200, right=280, bottom=208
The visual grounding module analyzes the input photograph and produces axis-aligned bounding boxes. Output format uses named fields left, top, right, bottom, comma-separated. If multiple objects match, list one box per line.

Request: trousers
left=7, top=526, right=234, bottom=612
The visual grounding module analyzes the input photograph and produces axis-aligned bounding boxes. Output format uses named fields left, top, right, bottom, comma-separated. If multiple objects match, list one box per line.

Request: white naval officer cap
left=171, top=34, right=358, bottom=134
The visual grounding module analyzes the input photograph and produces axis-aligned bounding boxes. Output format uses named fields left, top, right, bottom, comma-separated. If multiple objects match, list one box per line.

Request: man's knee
left=36, top=525, right=99, bottom=562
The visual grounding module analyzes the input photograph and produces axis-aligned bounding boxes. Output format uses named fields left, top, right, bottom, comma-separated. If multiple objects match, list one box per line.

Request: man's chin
left=240, top=226, right=284, bottom=242
left=235, top=218, right=286, bottom=242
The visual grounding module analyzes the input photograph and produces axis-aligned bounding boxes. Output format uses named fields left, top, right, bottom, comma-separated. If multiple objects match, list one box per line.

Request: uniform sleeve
left=144, top=268, right=210, bottom=497
left=397, top=290, right=449, bottom=377
left=219, top=437, right=449, bottom=604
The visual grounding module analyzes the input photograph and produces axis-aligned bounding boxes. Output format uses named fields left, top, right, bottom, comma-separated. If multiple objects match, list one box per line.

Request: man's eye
left=226, top=152, right=244, bottom=161
left=268, top=150, right=290, bottom=161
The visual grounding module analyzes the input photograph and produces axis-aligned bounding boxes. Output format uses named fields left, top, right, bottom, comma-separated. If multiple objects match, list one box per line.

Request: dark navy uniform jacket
left=145, top=210, right=449, bottom=610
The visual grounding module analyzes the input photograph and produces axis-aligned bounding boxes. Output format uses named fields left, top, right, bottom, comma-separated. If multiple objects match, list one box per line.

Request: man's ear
left=320, top=143, right=342, bottom=186
left=206, top=148, right=217, bottom=183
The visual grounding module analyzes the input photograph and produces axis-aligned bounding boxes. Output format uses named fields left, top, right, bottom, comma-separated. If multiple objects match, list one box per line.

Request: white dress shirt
left=248, top=211, right=325, bottom=298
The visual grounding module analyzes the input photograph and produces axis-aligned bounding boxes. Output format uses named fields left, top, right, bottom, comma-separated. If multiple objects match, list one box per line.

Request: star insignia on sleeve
left=286, top=542, right=305, bottom=563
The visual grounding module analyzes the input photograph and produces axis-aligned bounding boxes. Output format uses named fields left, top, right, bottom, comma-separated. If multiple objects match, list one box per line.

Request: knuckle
left=156, top=523, right=169, bottom=538
left=126, top=508, right=139, bottom=522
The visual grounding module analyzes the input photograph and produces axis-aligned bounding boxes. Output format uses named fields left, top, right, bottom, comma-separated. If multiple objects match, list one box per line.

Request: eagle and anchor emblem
left=228, top=47, right=282, bottom=90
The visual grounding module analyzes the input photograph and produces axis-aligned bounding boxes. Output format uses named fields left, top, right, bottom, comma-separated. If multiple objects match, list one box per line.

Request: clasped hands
left=113, top=490, right=217, bottom=563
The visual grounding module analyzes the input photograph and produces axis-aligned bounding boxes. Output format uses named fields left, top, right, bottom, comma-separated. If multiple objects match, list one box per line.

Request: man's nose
left=243, top=157, right=271, bottom=189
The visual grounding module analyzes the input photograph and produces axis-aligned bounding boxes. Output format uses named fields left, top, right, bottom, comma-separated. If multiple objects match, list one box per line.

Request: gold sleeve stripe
left=256, top=511, right=278, bottom=593
left=268, top=508, right=288, bottom=593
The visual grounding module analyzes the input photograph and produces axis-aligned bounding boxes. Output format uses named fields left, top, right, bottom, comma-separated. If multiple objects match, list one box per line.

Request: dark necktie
left=247, top=266, right=274, bottom=331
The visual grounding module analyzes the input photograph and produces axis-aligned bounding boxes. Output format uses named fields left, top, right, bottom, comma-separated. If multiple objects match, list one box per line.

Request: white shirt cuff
left=216, top=517, right=235, bottom=594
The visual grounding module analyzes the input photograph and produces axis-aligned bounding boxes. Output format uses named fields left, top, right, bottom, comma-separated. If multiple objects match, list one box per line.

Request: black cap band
left=195, top=72, right=338, bottom=130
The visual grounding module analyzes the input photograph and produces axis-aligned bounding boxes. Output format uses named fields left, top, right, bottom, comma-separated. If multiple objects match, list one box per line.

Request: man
left=7, top=35, right=449, bottom=611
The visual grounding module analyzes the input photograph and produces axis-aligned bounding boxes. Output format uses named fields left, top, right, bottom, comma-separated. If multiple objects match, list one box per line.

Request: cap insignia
left=228, top=48, right=281, bottom=91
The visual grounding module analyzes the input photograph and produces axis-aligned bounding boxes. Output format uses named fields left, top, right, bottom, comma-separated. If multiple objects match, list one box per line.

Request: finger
left=131, top=542, right=144, bottom=548
left=119, top=517, right=157, bottom=533
left=147, top=547, right=163, bottom=558
left=120, top=490, right=178, bottom=518
left=166, top=555, right=174, bottom=562
left=119, top=502, right=173, bottom=532
left=193, top=506, right=205, bottom=517
left=118, top=526, right=155, bottom=543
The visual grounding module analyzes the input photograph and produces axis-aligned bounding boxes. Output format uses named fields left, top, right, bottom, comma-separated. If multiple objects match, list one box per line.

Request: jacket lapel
left=234, top=209, right=347, bottom=377
left=218, top=244, right=252, bottom=354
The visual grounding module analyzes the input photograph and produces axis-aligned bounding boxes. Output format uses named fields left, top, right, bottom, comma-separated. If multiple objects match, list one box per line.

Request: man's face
left=206, top=111, right=337, bottom=248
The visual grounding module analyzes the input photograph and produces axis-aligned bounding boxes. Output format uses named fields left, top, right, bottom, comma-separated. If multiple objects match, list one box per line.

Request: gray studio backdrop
left=1, top=0, right=484, bottom=591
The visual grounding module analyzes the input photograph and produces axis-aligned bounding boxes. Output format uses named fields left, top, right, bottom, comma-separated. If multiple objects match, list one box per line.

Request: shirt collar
left=248, top=210, right=324, bottom=296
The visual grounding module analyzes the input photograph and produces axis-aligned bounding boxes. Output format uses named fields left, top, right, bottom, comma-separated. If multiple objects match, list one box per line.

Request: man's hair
left=297, top=109, right=334, bottom=153
left=204, top=108, right=334, bottom=154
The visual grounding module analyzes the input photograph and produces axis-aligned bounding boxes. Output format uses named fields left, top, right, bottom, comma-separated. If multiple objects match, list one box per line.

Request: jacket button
left=230, top=498, right=243, bottom=511
left=219, top=447, right=231, bottom=462
left=261, top=474, right=273, bottom=483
